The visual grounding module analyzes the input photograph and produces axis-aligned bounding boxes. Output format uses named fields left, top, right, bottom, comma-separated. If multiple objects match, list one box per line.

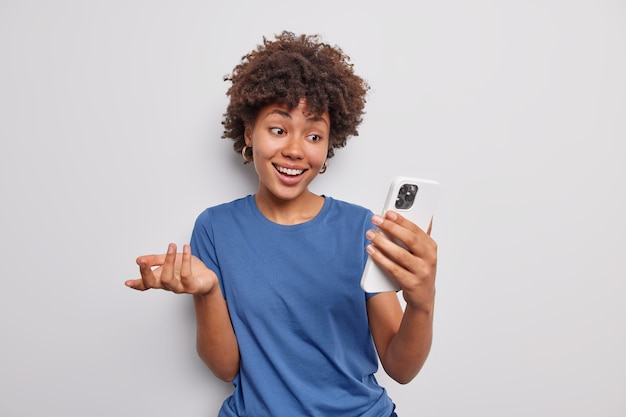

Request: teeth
left=276, top=165, right=304, bottom=176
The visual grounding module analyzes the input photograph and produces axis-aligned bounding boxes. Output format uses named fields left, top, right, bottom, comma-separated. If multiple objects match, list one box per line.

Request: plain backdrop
left=1, top=1, right=625, bottom=416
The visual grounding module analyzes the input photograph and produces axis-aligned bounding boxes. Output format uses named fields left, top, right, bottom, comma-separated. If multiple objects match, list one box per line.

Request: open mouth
left=274, top=164, right=305, bottom=176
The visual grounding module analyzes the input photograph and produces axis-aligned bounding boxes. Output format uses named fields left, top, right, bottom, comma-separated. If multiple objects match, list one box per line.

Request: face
left=245, top=100, right=330, bottom=204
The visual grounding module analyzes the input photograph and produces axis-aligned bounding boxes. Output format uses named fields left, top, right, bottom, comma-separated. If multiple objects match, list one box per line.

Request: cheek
left=314, top=144, right=330, bottom=164
left=301, top=143, right=327, bottom=167
left=252, top=141, right=280, bottom=160
left=313, top=152, right=327, bottom=167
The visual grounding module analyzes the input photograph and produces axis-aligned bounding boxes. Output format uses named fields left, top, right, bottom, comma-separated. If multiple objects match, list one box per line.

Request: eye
left=270, top=127, right=285, bottom=136
left=307, top=134, right=323, bottom=143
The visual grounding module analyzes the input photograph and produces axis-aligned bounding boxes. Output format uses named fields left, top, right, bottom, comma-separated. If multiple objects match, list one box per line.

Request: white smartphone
left=360, top=176, right=440, bottom=293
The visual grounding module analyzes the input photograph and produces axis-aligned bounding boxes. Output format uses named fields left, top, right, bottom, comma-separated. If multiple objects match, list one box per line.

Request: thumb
left=125, top=279, right=147, bottom=291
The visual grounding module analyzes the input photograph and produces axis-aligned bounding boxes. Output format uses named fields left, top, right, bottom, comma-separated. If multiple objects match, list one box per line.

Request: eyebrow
left=266, top=109, right=329, bottom=126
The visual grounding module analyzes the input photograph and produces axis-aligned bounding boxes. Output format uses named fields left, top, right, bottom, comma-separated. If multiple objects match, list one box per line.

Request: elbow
left=197, top=345, right=240, bottom=383
left=382, top=359, right=424, bottom=385
left=386, top=367, right=419, bottom=385
left=391, top=372, right=418, bottom=385
left=212, top=368, right=238, bottom=383
left=200, top=354, right=240, bottom=382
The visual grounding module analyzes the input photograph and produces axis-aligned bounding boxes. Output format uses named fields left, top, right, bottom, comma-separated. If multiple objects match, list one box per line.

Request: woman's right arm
left=126, top=243, right=240, bottom=382
left=193, top=288, right=240, bottom=381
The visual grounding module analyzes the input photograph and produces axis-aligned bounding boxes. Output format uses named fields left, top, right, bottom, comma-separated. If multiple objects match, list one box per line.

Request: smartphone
left=360, top=176, right=440, bottom=293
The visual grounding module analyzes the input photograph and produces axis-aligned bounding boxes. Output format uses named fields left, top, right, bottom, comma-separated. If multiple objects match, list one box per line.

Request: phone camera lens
left=395, top=183, right=418, bottom=209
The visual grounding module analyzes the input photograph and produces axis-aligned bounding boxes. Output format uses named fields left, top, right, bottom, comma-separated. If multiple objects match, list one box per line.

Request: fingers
left=123, top=244, right=219, bottom=297
left=137, top=256, right=160, bottom=289
left=366, top=229, right=417, bottom=280
left=125, top=278, right=147, bottom=291
left=367, top=211, right=437, bottom=277
left=383, top=210, right=428, bottom=236
left=366, top=233, right=411, bottom=278
left=373, top=211, right=435, bottom=256
left=366, top=213, right=437, bottom=305
left=180, top=244, right=193, bottom=287
left=160, top=243, right=178, bottom=292
left=129, top=244, right=179, bottom=292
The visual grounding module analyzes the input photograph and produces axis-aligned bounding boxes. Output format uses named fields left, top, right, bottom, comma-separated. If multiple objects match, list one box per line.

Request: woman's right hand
left=125, top=243, right=217, bottom=296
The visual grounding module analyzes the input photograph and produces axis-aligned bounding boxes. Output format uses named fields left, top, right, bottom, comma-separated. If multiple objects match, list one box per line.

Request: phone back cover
left=360, top=177, right=440, bottom=293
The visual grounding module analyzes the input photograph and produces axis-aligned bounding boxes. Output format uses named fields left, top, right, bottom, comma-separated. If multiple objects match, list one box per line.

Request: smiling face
left=245, top=100, right=330, bottom=209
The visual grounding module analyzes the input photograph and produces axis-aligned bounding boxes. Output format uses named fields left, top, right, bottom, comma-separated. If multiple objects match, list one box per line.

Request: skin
left=125, top=100, right=437, bottom=384
left=244, top=100, right=329, bottom=224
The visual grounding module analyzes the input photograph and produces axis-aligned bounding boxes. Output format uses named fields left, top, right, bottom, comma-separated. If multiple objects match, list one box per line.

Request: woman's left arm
left=365, top=210, right=437, bottom=384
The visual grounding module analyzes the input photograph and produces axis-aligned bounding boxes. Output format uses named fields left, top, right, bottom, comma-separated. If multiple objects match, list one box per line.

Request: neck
left=254, top=190, right=324, bottom=225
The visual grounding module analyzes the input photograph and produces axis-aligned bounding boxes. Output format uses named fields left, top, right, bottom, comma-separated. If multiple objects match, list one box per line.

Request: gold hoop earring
left=319, top=161, right=327, bottom=174
left=241, top=146, right=253, bottom=164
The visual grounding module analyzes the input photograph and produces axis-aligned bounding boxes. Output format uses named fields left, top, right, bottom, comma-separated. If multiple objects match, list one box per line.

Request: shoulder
left=322, top=196, right=373, bottom=232
left=195, top=195, right=252, bottom=223
left=191, top=195, right=255, bottom=247
left=325, top=196, right=373, bottom=218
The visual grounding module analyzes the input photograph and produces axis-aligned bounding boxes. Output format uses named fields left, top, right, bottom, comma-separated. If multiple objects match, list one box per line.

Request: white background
left=1, top=1, right=625, bottom=416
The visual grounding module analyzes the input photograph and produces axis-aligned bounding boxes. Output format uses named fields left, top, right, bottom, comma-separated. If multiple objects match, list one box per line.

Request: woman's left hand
left=366, top=211, right=437, bottom=311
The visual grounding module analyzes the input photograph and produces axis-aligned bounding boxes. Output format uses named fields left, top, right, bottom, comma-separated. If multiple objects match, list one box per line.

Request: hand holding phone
left=360, top=176, right=440, bottom=293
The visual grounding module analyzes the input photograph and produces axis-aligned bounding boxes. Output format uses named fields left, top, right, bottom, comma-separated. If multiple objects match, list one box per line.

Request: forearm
left=381, top=303, right=434, bottom=384
left=193, top=288, right=240, bottom=382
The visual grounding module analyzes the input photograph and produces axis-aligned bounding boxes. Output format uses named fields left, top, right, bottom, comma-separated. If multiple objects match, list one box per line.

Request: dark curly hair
left=222, top=31, right=370, bottom=159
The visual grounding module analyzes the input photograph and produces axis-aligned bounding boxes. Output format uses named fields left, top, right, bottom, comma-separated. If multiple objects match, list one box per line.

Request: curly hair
left=222, top=31, right=370, bottom=159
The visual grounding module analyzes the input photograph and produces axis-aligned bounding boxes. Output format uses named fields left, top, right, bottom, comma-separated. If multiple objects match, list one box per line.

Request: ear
left=244, top=126, right=252, bottom=146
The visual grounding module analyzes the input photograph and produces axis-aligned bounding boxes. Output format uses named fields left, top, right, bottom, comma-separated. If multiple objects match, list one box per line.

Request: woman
left=126, top=31, right=437, bottom=417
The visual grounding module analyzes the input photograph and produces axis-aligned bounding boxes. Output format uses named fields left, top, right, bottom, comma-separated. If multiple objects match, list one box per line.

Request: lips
left=274, top=164, right=305, bottom=176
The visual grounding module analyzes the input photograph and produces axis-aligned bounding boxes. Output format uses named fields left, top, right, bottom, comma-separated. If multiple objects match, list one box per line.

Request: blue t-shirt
left=190, top=195, right=394, bottom=417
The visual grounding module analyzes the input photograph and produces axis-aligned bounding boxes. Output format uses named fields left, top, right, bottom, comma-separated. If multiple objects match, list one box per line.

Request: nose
left=281, top=136, right=304, bottom=159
